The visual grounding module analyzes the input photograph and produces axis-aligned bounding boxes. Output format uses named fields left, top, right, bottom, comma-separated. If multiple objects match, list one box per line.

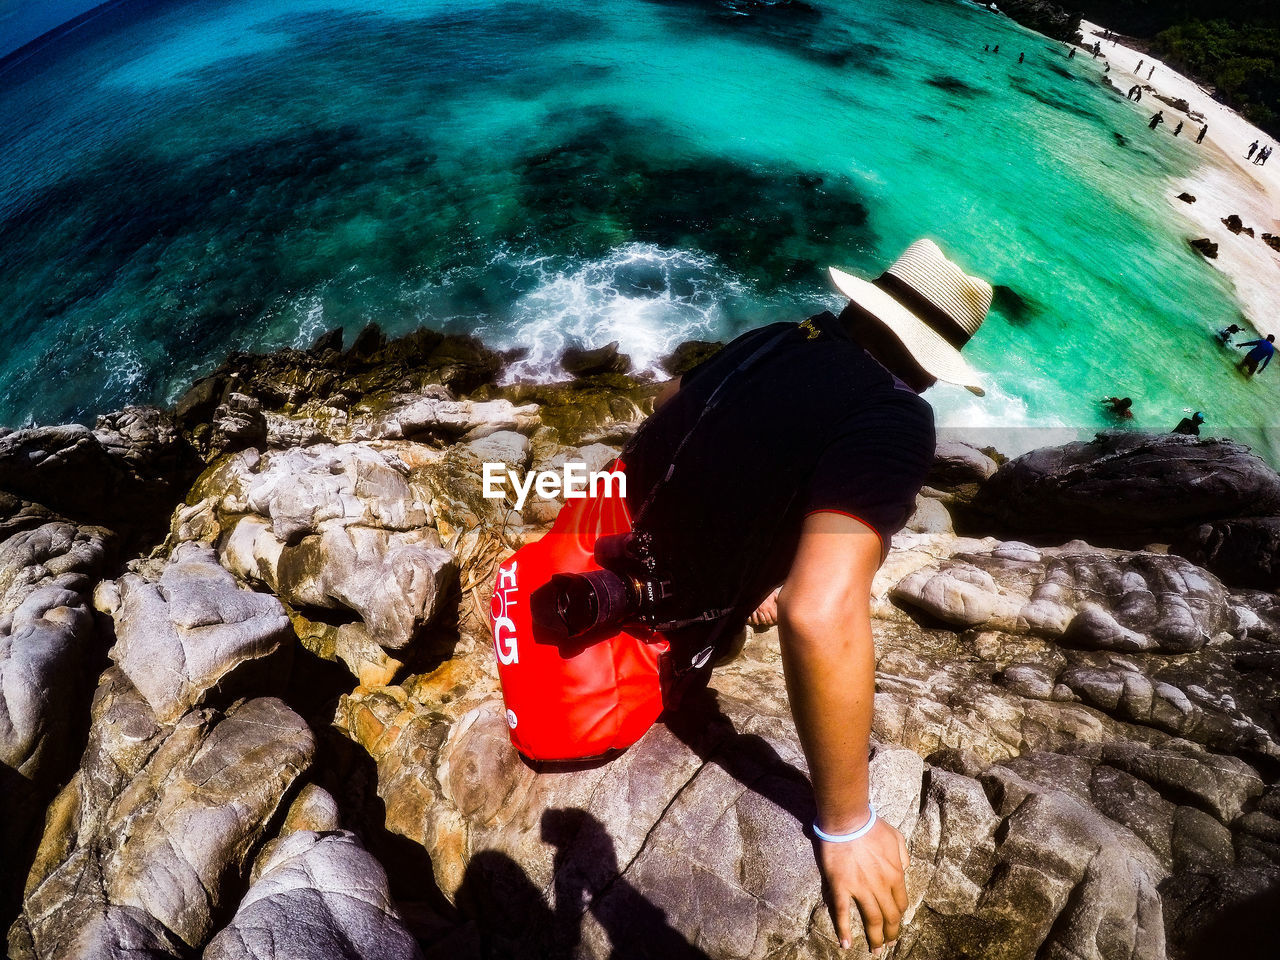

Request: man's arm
left=776, top=512, right=908, bottom=953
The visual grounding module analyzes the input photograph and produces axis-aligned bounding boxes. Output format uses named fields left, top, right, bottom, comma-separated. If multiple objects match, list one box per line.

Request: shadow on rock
left=1181, top=877, right=1280, bottom=960
left=544, top=808, right=711, bottom=960
left=663, top=686, right=816, bottom=829
left=450, top=809, right=710, bottom=959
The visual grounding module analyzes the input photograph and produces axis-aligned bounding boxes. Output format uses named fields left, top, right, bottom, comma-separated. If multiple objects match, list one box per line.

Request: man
left=622, top=239, right=991, bottom=954
left=1174, top=411, right=1205, bottom=435
left=1247, top=140, right=1260, bottom=160
left=1237, top=333, right=1276, bottom=376
left=1197, top=124, right=1208, bottom=144
left=1149, top=110, right=1164, bottom=130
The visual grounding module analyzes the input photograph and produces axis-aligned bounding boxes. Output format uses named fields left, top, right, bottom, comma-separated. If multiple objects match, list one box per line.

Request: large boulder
left=963, top=433, right=1280, bottom=548
left=332, top=621, right=1213, bottom=959
left=0, top=407, right=200, bottom=549
left=181, top=445, right=457, bottom=653
left=560, top=341, right=633, bottom=378
left=0, top=522, right=111, bottom=911
left=891, top=541, right=1233, bottom=654
left=926, top=439, right=998, bottom=489
left=204, top=830, right=422, bottom=960
left=16, top=694, right=314, bottom=958
left=12, top=543, right=315, bottom=958
left=95, top=542, right=292, bottom=722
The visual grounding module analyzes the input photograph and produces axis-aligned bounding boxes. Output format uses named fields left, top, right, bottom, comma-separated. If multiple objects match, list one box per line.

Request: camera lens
left=532, top=570, right=641, bottom=639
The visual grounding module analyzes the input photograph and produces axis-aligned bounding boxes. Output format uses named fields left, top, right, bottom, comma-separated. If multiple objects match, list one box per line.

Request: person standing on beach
left=1148, top=65, right=1156, bottom=79
left=1197, top=124, right=1208, bottom=144
left=1173, top=121, right=1184, bottom=137
left=1259, top=146, right=1272, bottom=166
left=1149, top=111, right=1164, bottom=130
left=1247, top=141, right=1259, bottom=160
left=1236, top=335, right=1276, bottom=377
left=1136, top=59, right=1144, bottom=72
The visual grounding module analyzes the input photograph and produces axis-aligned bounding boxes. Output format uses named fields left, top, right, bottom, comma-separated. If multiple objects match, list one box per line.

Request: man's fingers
left=869, top=882, right=904, bottom=946
left=855, top=896, right=885, bottom=951
left=894, top=835, right=910, bottom=913
left=828, top=886, right=853, bottom=949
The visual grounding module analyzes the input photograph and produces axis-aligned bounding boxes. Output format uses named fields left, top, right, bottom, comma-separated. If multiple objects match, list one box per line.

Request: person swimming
left=1216, top=323, right=1241, bottom=345
left=1100, top=396, right=1134, bottom=419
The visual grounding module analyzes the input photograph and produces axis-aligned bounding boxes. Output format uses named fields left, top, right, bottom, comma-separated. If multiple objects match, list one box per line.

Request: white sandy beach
left=1077, top=20, right=1280, bottom=338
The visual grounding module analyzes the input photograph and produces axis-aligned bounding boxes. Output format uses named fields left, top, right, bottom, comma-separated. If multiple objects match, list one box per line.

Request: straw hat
left=829, top=239, right=992, bottom=396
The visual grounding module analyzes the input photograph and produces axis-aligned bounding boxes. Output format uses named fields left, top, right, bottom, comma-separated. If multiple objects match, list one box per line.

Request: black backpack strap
left=631, top=323, right=800, bottom=649
left=632, top=325, right=795, bottom=529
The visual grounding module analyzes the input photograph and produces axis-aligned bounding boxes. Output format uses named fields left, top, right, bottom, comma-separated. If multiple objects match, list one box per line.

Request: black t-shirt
left=623, top=311, right=936, bottom=626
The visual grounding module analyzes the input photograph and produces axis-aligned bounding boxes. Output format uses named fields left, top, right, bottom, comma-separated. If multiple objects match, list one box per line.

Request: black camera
left=530, top=533, right=668, bottom=641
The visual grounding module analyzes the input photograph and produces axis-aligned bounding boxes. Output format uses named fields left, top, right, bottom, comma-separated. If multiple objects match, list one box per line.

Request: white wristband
left=813, top=805, right=877, bottom=843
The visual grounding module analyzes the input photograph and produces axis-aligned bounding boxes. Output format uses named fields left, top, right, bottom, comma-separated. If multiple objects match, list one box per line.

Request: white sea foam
left=291, top=295, right=329, bottom=350
left=94, top=340, right=146, bottom=392
left=479, top=244, right=747, bottom=383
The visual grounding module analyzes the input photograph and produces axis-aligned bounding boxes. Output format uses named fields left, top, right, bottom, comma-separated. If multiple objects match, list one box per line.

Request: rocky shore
left=3, top=326, right=1279, bottom=959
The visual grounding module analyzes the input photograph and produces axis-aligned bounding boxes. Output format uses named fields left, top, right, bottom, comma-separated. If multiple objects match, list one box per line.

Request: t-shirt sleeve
left=801, top=394, right=936, bottom=555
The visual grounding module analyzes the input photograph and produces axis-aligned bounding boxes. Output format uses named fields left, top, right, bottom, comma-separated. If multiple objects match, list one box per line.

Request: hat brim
left=829, top=266, right=986, bottom=396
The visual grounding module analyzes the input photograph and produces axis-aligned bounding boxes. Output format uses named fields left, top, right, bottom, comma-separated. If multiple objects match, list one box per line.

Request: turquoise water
left=0, top=0, right=1274, bottom=457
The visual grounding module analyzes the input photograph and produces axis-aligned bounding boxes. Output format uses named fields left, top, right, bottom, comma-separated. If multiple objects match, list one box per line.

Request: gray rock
left=1171, top=805, right=1236, bottom=872
left=905, top=494, right=954, bottom=535
left=892, top=543, right=1231, bottom=653
left=0, top=406, right=199, bottom=547
left=463, top=430, right=531, bottom=472
left=205, top=831, right=423, bottom=960
left=928, top=440, right=998, bottom=488
left=1099, top=741, right=1263, bottom=823
left=374, top=397, right=539, bottom=441
left=19, top=696, right=314, bottom=956
left=211, top=393, right=269, bottom=455
left=0, top=521, right=110, bottom=908
left=100, top=542, right=292, bottom=722
left=560, top=341, right=632, bottom=377
left=966, top=432, right=1280, bottom=547
left=189, top=445, right=457, bottom=652
left=335, top=624, right=1180, bottom=960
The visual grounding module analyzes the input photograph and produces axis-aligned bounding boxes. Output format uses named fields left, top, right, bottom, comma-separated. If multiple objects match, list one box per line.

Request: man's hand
left=747, top=586, right=781, bottom=628
left=817, top=818, right=909, bottom=953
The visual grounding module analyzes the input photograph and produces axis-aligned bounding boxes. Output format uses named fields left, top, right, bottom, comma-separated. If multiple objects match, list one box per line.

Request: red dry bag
left=488, top=465, right=670, bottom=762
